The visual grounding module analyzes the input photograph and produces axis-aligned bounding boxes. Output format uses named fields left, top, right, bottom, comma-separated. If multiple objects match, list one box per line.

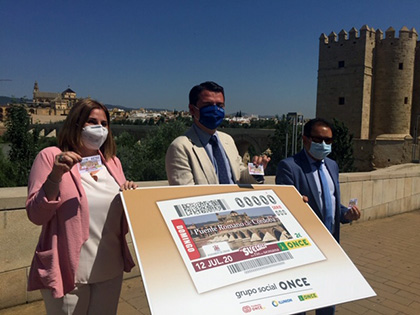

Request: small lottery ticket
left=79, top=155, right=103, bottom=173
left=348, top=198, right=358, bottom=208
left=248, top=163, right=264, bottom=175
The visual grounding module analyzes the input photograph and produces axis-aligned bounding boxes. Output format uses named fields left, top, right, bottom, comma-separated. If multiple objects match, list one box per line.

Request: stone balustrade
left=2, top=164, right=420, bottom=310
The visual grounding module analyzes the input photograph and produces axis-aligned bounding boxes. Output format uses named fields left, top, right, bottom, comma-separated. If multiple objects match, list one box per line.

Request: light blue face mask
left=309, top=141, right=331, bottom=160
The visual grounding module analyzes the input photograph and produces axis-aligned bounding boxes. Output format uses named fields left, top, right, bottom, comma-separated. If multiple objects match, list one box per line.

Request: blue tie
left=209, top=135, right=231, bottom=184
left=316, top=161, right=333, bottom=232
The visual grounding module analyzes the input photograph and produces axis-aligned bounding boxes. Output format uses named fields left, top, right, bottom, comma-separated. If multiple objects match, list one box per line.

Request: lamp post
left=286, top=112, right=304, bottom=157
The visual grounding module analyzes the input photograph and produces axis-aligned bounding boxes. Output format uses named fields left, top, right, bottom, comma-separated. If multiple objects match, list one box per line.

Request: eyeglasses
left=310, top=136, right=333, bottom=144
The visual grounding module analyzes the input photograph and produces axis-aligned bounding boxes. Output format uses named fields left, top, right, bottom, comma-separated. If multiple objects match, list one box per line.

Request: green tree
left=250, top=118, right=277, bottom=129
left=0, top=147, right=16, bottom=187
left=329, top=119, right=355, bottom=172
left=116, top=120, right=188, bottom=181
left=266, top=115, right=298, bottom=175
left=114, top=131, right=140, bottom=181
left=37, top=135, right=58, bottom=151
left=156, top=116, right=165, bottom=125
left=175, top=115, right=192, bottom=126
left=4, top=104, right=39, bottom=186
left=219, top=119, right=230, bottom=128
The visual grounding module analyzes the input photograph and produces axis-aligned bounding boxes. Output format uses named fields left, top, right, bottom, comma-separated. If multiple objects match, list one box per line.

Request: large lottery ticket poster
left=121, top=185, right=375, bottom=315
left=157, top=190, right=326, bottom=293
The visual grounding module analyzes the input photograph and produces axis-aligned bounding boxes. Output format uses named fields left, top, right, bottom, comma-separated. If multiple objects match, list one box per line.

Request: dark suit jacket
left=275, top=150, right=349, bottom=242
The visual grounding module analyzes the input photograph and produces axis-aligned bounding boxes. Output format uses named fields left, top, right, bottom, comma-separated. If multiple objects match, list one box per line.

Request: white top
left=76, top=166, right=124, bottom=283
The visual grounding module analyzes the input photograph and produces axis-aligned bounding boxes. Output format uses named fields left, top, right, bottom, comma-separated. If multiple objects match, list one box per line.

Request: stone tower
left=316, top=25, right=419, bottom=140
left=411, top=34, right=420, bottom=136
left=371, top=27, right=417, bottom=138
left=33, top=81, right=39, bottom=96
left=317, top=25, right=375, bottom=139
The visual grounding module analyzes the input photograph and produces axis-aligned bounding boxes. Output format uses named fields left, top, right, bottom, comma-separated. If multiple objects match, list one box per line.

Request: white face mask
left=81, top=125, right=108, bottom=151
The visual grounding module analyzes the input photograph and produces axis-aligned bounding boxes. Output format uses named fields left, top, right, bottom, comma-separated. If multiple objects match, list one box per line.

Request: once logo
left=242, top=305, right=252, bottom=313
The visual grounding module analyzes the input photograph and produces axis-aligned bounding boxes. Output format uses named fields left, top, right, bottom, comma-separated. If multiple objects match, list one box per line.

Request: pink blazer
left=26, top=146, right=135, bottom=298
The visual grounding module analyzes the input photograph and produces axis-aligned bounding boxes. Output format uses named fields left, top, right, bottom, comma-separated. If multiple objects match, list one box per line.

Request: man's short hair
left=303, top=118, right=333, bottom=137
left=189, top=81, right=225, bottom=106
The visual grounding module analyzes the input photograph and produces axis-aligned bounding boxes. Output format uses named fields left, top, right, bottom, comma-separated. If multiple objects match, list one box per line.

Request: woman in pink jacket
left=26, top=98, right=137, bottom=314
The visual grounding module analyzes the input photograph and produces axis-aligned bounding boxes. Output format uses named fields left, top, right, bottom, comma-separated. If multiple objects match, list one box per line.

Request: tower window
left=338, top=97, right=345, bottom=105
left=404, top=97, right=408, bottom=104
left=338, top=61, right=345, bottom=68
left=399, top=63, right=403, bottom=70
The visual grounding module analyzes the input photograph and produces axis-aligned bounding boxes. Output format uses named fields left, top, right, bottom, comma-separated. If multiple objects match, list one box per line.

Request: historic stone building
left=316, top=25, right=420, bottom=169
left=186, top=210, right=292, bottom=254
left=30, top=81, right=78, bottom=116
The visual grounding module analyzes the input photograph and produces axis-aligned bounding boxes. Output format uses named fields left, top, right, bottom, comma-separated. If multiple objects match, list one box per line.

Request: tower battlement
left=319, top=25, right=375, bottom=44
left=376, top=26, right=418, bottom=41
left=320, top=25, right=417, bottom=45
left=316, top=25, right=420, bottom=141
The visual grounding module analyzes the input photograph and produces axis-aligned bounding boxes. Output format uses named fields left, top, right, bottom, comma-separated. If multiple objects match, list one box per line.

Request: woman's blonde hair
left=58, top=98, right=116, bottom=160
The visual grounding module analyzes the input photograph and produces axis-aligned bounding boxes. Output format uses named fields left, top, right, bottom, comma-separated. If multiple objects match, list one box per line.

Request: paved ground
left=1, top=210, right=419, bottom=315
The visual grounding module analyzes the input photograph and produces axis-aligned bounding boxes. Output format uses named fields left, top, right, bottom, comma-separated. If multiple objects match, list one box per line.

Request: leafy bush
left=116, top=120, right=188, bottom=181
left=3, top=104, right=39, bottom=186
left=330, top=119, right=355, bottom=172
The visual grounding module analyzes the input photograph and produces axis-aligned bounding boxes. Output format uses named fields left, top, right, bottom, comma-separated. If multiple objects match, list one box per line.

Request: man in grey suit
left=165, top=81, right=270, bottom=185
left=276, top=118, right=360, bottom=315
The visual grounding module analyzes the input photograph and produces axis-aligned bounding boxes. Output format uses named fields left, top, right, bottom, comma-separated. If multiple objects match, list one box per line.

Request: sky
left=2, top=0, right=420, bottom=117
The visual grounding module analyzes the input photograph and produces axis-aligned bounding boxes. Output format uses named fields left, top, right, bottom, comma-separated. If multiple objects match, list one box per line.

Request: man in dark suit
left=276, top=118, right=360, bottom=315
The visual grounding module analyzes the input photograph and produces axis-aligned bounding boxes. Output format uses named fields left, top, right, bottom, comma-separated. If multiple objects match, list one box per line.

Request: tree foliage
left=116, top=120, right=188, bottom=181
left=329, top=118, right=355, bottom=172
left=249, top=119, right=277, bottom=129
left=2, top=109, right=326, bottom=186
left=3, top=104, right=39, bottom=186
left=266, top=115, right=302, bottom=175
left=267, top=117, right=355, bottom=174
left=0, top=148, right=15, bottom=187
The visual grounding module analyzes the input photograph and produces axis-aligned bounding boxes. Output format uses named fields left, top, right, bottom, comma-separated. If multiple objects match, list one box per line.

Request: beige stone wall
left=411, top=45, right=420, bottom=135
left=317, top=26, right=420, bottom=143
left=360, top=28, right=375, bottom=140
left=2, top=168, right=420, bottom=310
left=30, top=114, right=66, bottom=124
left=372, top=136, right=414, bottom=168
left=316, top=27, right=376, bottom=140
left=351, top=137, right=419, bottom=171
left=339, top=164, right=420, bottom=221
left=353, top=139, right=375, bottom=171
left=371, top=28, right=417, bottom=138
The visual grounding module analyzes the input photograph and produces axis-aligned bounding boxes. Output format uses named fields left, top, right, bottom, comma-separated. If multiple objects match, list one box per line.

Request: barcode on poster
left=227, top=252, right=294, bottom=274
left=174, top=199, right=230, bottom=217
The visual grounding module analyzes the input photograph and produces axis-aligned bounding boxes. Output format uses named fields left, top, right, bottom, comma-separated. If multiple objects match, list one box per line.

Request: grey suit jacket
left=165, top=126, right=257, bottom=185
